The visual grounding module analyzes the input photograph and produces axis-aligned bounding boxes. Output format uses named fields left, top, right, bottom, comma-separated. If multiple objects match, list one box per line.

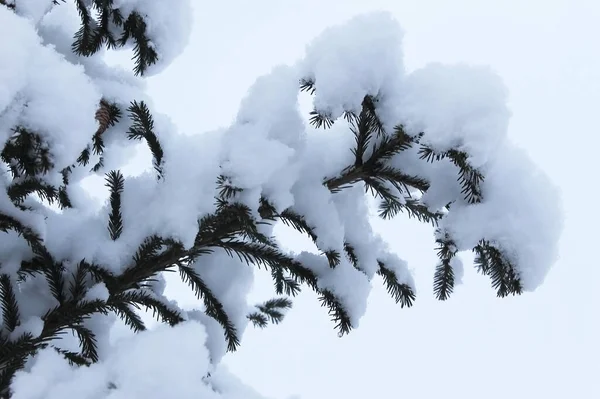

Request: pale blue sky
left=145, top=1, right=598, bottom=397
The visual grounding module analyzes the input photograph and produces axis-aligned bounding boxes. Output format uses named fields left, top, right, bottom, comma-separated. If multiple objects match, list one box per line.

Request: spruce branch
left=69, top=324, right=99, bottom=362
left=216, top=175, right=243, bottom=200
left=119, top=12, right=159, bottom=75
left=127, top=101, right=164, bottom=177
left=7, top=177, right=58, bottom=205
left=270, top=268, right=301, bottom=296
left=0, top=333, right=36, bottom=396
left=361, top=95, right=385, bottom=136
left=0, top=275, right=20, bottom=333
left=43, top=261, right=67, bottom=305
left=377, top=261, right=415, bottom=308
left=105, top=170, right=124, bottom=240
left=247, top=312, right=268, bottom=328
left=299, top=78, right=316, bottom=94
left=248, top=297, right=292, bottom=328
left=419, top=146, right=484, bottom=204
left=433, top=232, right=458, bottom=301
left=323, top=249, right=341, bottom=268
left=343, top=242, right=360, bottom=270
left=1, top=128, right=53, bottom=178
left=474, top=240, right=522, bottom=297
left=53, top=347, right=91, bottom=367
left=309, top=110, right=335, bottom=129
left=110, top=290, right=184, bottom=327
left=318, top=290, right=353, bottom=336
left=68, top=261, right=91, bottom=303
left=0, top=0, right=15, bottom=10
left=178, top=264, right=240, bottom=351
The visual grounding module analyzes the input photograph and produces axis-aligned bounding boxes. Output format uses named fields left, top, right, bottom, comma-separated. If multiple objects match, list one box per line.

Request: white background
left=145, top=1, right=598, bottom=398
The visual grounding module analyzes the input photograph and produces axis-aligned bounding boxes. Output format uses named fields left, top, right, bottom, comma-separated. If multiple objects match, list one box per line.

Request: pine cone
left=95, top=100, right=113, bottom=136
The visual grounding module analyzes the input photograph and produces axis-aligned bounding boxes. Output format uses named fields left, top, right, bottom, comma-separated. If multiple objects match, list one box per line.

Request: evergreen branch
left=0, top=274, right=20, bottom=332
left=217, top=241, right=300, bottom=275
left=91, top=157, right=105, bottom=172
left=83, top=262, right=117, bottom=290
left=131, top=235, right=165, bottom=265
left=53, top=347, right=91, bottom=367
left=110, top=290, right=184, bottom=327
left=474, top=240, right=522, bottom=297
left=119, top=12, right=159, bottom=75
left=374, top=166, right=430, bottom=193
left=248, top=297, right=292, bottom=328
left=309, top=110, right=335, bottom=129
left=216, top=175, right=243, bottom=200
left=350, top=105, right=376, bottom=166
left=0, top=0, right=16, bottom=10
left=368, top=125, right=415, bottom=163
left=1, top=128, right=53, bottom=178
left=127, top=101, right=164, bottom=177
left=43, top=261, right=67, bottom=305
left=270, top=268, right=301, bottom=296
left=43, top=299, right=109, bottom=329
left=72, top=0, right=97, bottom=56
left=247, top=312, right=268, bottom=328
left=256, top=297, right=292, bottom=324
left=323, top=249, right=341, bottom=268
left=299, top=78, right=316, bottom=94
left=178, top=265, right=240, bottom=351
left=278, top=208, right=318, bottom=243
left=361, top=95, right=385, bottom=136
left=318, top=290, right=353, bottom=336
left=343, top=242, right=360, bottom=270
left=105, top=170, right=124, bottom=240
left=418, top=146, right=484, bottom=204
left=68, top=261, right=90, bottom=303
left=6, top=177, right=58, bottom=205
left=77, top=146, right=91, bottom=166
left=433, top=233, right=458, bottom=301
left=68, top=324, right=99, bottom=362
left=108, top=301, right=146, bottom=332
left=378, top=195, right=443, bottom=225
left=376, top=261, right=415, bottom=308
left=0, top=333, right=36, bottom=396
left=57, top=186, right=72, bottom=209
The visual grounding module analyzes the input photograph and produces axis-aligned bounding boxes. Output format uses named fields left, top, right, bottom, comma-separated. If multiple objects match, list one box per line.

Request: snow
left=9, top=316, right=44, bottom=340
left=11, top=321, right=270, bottom=399
left=0, top=7, right=101, bottom=171
left=113, top=0, right=193, bottom=75
left=85, top=283, right=110, bottom=302
left=13, top=0, right=53, bottom=24
left=1, top=5, right=562, bottom=399
left=439, top=142, right=563, bottom=290
left=299, top=11, right=405, bottom=123
left=396, top=63, right=511, bottom=168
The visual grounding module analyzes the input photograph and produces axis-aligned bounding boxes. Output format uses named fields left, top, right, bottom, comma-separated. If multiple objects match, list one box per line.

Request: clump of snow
left=9, top=316, right=44, bottom=340
left=85, top=283, right=110, bottom=302
left=296, top=251, right=371, bottom=328
left=11, top=321, right=269, bottom=399
left=13, top=0, right=53, bottom=24
left=397, top=63, right=511, bottom=168
left=299, top=11, right=405, bottom=122
left=0, top=7, right=101, bottom=171
left=439, top=142, right=563, bottom=290
left=113, top=0, right=193, bottom=75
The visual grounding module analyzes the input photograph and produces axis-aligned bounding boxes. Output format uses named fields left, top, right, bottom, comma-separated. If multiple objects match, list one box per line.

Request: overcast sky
left=144, top=1, right=598, bottom=398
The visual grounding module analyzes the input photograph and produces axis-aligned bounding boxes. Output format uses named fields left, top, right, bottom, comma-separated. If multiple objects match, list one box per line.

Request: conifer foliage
left=0, top=2, right=561, bottom=398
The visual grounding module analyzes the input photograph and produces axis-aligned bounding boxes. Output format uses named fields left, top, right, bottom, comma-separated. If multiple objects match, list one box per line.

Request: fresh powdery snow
left=0, top=2, right=562, bottom=398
